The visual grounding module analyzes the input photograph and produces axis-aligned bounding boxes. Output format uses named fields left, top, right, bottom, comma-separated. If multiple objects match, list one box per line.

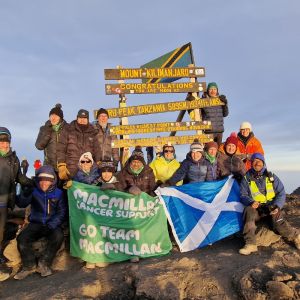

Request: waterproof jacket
left=0, top=150, right=31, bottom=209
left=201, top=94, right=229, bottom=133
left=149, top=156, right=181, bottom=185
left=57, top=120, right=98, bottom=177
left=16, top=166, right=66, bottom=229
left=218, top=152, right=246, bottom=179
left=117, top=163, right=156, bottom=196
left=237, top=132, right=264, bottom=170
left=204, top=152, right=223, bottom=181
left=240, top=169, right=286, bottom=208
left=73, top=164, right=100, bottom=185
left=169, top=153, right=209, bottom=185
left=94, top=123, right=119, bottom=166
left=35, top=120, right=69, bottom=171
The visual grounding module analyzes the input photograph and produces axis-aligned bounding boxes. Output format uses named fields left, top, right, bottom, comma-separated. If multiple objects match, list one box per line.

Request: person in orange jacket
left=236, top=122, right=264, bottom=170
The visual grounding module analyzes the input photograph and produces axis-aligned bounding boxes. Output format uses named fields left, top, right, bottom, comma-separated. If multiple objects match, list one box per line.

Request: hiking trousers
left=17, top=223, right=64, bottom=269
left=242, top=205, right=298, bottom=245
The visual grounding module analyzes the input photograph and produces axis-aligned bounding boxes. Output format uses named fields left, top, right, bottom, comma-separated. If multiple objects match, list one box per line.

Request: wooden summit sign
left=111, top=134, right=213, bottom=148
left=110, top=121, right=211, bottom=135
left=105, top=82, right=205, bottom=95
left=94, top=97, right=223, bottom=119
left=104, top=67, right=205, bottom=80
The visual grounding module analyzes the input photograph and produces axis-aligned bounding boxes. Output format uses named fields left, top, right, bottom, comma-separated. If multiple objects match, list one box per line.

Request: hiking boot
left=0, top=271, right=10, bottom=282
left=37, top=261, right=52, bottom=277
left=95, top=262, right=110, bottom=268
left=239, top=244, right=258, bottom=255
left=130, top=257, right=139, bottom=263
left=294, top=234, right=300, bottom=250
left=85, top=262, right=96, bottom=269
left=14, top=267, right=36, bottom=280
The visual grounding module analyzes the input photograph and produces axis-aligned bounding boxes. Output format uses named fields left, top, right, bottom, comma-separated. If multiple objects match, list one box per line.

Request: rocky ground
left=0, top=194, right=299, bottom=300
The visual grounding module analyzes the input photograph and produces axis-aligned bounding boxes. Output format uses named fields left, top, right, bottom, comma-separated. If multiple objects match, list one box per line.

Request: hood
left=35, top=165, right=57, bottom=192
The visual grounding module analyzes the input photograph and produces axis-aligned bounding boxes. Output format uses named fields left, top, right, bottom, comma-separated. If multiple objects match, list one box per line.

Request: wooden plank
left=104, top=67, right=205, bottom=80
left=110, top=121, right=211, bottom=135
left=111, top=134, right=213, bottom=148
left=105, top=82, right=206, bottom=95
left=94, top=97, right=223, bottom=119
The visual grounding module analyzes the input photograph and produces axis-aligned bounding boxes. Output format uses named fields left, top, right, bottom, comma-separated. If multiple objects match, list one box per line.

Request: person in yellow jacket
left=239, top=153, right=300, bottom=255
left=149, top=144, right=182, bottom=187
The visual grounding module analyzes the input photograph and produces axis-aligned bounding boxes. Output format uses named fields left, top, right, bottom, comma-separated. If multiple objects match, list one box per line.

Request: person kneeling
left=14, top=166, right=66, bottom=279
left=239, top=153, right=300, bottom=255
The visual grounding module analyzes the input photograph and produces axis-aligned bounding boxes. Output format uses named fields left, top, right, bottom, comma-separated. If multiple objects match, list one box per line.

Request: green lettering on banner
left=68, top=181, right=172, bottom=263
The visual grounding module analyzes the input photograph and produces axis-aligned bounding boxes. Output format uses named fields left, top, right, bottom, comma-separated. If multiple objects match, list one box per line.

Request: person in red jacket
left=237, top=122, right=264, bottom=170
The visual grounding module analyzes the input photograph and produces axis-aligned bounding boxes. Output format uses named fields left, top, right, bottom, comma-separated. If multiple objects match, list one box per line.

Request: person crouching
left=14, top=165, right=66, bottom=279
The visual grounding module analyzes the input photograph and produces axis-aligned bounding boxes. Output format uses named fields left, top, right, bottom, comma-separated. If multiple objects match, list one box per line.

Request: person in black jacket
left=14, top=165, right=66, bottom=280
left=35, top=103, right=69, bottom=173
left=201, top=82, right=229, bottom=145
left=0, top=127, right=31, bottom=264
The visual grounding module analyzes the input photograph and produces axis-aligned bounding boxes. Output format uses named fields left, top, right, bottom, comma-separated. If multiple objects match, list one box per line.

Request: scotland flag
left=155, top=176, right=245, bottom=252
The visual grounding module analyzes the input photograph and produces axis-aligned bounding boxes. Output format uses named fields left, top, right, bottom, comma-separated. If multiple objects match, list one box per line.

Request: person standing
left=56, top=109, right=98, bottom=180
left=94, top=108, right=119, bottom=170
left=201, top=82, right=229, bottom=145
left=0, top=127, right=31, bottom=265
left=237, top=121, right=264, bottom=171
left=35, top=104, right=69, bottom=172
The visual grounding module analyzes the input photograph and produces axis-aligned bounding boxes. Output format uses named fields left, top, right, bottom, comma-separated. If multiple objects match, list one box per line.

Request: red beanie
left=225, top=136, right=238, bottom=147
left=205, top=141, right=218, bottom=150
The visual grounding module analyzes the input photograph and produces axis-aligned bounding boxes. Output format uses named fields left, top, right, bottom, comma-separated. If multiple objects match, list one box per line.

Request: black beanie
left=49, top=103, right=64, bottom=119
left=96, top=108, right=109, bottom=119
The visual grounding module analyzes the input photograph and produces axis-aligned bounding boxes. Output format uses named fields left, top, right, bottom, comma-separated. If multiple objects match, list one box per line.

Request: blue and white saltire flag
left=155, top=176, right=245, bottom=252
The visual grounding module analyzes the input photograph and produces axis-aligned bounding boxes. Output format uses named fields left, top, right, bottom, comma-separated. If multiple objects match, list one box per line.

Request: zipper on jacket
left=43, top=193, right=47, bottom=225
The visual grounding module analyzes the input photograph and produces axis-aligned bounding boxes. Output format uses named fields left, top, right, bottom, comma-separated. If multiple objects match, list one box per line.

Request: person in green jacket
left=149, top=144, right=182, bottom=187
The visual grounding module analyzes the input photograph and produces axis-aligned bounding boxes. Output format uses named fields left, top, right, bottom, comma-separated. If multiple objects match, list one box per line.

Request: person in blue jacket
left=168, top=140, right=209, bottom=185
left=14, top=165, right=66, bottom=280
left=239, top=153, right=300, bottom=255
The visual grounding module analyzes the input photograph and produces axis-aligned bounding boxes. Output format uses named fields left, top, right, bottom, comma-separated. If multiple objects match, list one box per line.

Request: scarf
left=205, top=153, right=216, bottom=164
left=130, top=166, right=144, bottom=175
left=238, top=132, right=254, bottom=146
left=52, top=123, right=61, bottom=132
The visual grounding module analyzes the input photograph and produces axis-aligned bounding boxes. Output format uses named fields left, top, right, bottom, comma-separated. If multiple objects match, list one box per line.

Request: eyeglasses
left=80, top=160, right=92, bottom=164
left=164, top=150, right=174, bottom=153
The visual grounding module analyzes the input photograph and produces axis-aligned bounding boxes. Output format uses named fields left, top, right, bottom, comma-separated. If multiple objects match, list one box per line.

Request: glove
left=22, top=185, right=34, bottom=197
left=100, top=183, right=116, bottom=190
left=160, top=181, right=172, bottom=188
left=57, top=163, right=70, bottom=180
left=219, top=95, right=227, bottom=104
left=63, top=180, right=73, bottom=189
left=128, top=185, right=142, bottom=195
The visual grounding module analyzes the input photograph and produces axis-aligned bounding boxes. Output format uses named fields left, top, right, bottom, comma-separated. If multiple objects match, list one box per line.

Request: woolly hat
left=190, top=139, right=204, bottom=153
left=207, top=82, right=218, bottom=91
left=251, top=153, right=265, bottom=164
left=240, top=121, right=252, bottom=131
left=79, top=152, right=94, bottom=165
left=205, top=141, right=218, bottom=150
left=225, top=136, right=238, bottom=147
left=77, top=109, right=89, bottom=119
left=37, top=165, right=56, bottom=182
left=99, top=160, right=115, bottom=173
left=49, top=103, right=63, bottom=119
left=96, top=108, right=109, bottom=119
left=130, top=146, right=145, bottom=164
left=0, top=127, right=11, bottom=142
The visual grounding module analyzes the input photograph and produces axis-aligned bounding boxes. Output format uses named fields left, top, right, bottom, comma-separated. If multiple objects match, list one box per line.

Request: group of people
left=0, top=82, right=299, bottom=281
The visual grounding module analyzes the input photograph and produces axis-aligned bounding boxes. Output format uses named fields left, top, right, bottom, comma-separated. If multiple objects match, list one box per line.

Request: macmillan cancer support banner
left=155, top=176, right=245, bottom=252
left=68, top=181, right=172, bottom=263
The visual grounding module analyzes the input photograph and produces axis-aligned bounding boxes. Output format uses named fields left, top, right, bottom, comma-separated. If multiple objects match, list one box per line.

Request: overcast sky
left=0, top=1, right=299, bottom=192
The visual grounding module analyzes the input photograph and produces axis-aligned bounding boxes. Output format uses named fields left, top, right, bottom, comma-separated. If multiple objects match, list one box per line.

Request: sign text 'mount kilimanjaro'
left=105, top=82, right=205, bottom=95
left=104, top=67, right=205, bottom=80
left=111, top=134, right=213, bottom=148
left=94, top=97, right=223, bottom=119
left=110, top=121, right=211, bottom=135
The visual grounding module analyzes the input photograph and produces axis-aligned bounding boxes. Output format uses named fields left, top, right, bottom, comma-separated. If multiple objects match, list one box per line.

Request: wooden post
left=117, top=65, right=130, bottom=168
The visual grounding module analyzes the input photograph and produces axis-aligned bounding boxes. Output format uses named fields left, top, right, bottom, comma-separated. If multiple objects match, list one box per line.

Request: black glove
left=22, top=185, right=34, bottom=197
left=219, top=95, right=227, bottom=104
left=160, top=182, right=171, bottom=188
left=101, top=183, right=116, bottom=190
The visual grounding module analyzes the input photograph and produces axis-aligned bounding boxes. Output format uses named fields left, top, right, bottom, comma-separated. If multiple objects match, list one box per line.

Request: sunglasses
left=80, top=160, right=92, bottom=164
left=164, top=150, right=174, bottom=153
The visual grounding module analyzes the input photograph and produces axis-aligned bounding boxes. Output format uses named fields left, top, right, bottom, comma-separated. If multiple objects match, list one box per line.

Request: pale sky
left=0, top=0, right=299, bottom=192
